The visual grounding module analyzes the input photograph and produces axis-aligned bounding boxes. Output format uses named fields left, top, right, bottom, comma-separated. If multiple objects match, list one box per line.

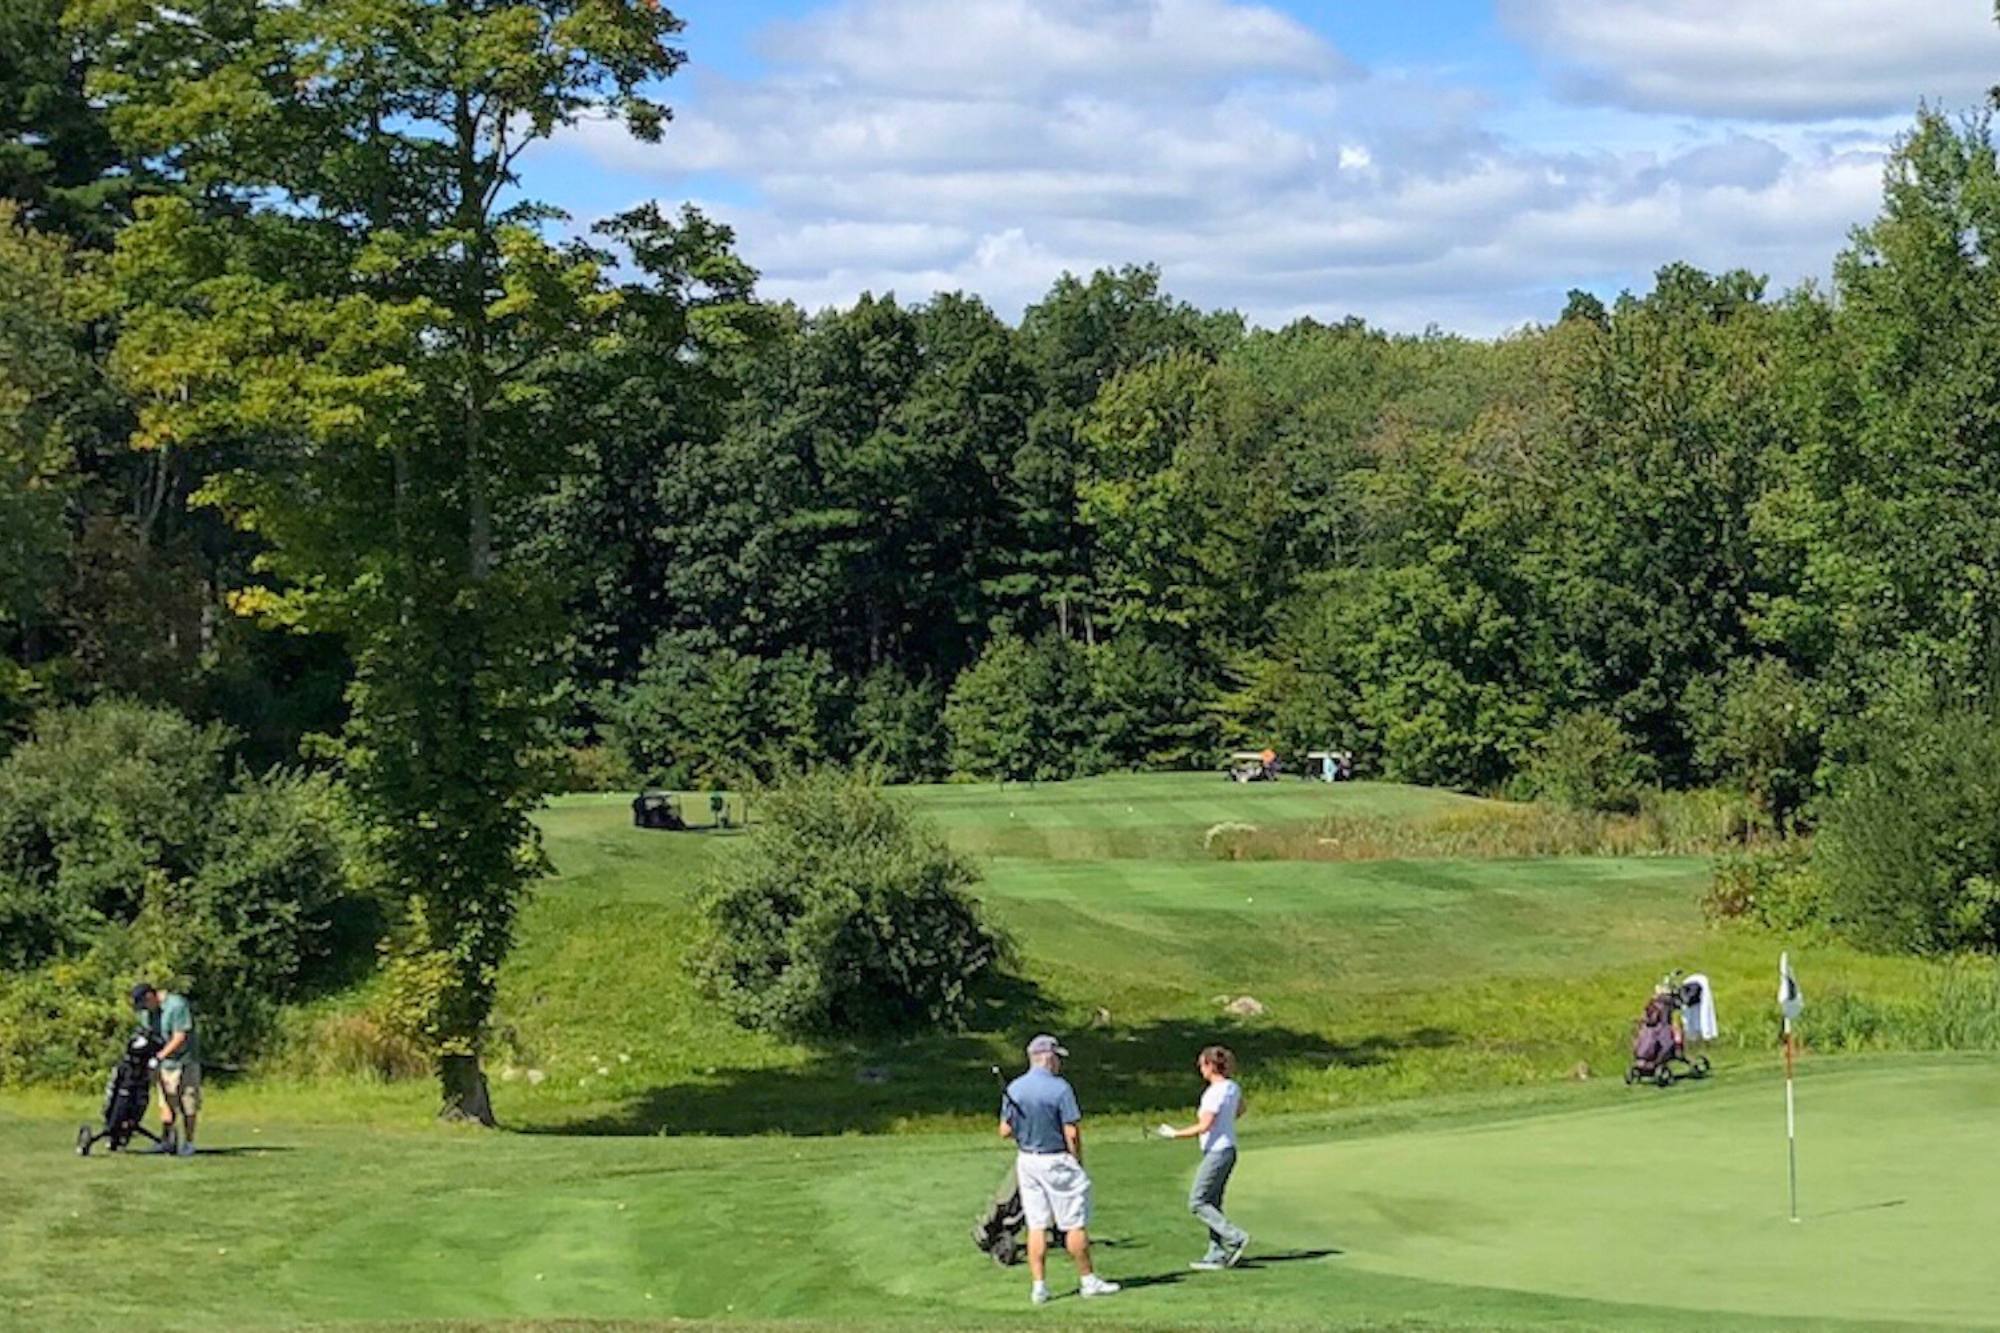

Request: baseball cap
left=1026, top=1034, right=1068, bottom=1058
left=129, top=982, right=155, bottom=1008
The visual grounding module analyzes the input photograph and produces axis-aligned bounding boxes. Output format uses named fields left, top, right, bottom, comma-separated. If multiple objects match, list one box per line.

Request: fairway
left=5, top=1059, right=1995, bottom=1330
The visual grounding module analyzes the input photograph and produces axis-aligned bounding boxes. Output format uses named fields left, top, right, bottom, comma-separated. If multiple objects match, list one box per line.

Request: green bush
left=1703, top=842, right=1827, bottom=932
left=0, top=701, right=231, bottom=969
left=694, top=770, right=1008, bottom=1036
left=0, top=701, right=375, bottom=1082
left=945, top=634, right=1104, bottom=781
left=133, top=771, right=373, bottom=1059
left=1812, top=704, right=2000, bottom=952
left=1519, top=709, right=1653, bottom=812
left=0, top=935, right=137, bottom=1087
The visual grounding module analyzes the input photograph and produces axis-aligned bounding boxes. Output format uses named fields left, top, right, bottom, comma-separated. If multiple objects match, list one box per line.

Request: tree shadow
left=527, top=1003, right=1458, bottom=1137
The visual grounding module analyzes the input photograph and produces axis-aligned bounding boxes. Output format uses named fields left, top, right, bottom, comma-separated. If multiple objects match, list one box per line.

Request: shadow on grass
left=529, top=999, right=1457, bottom=1137
left=1120, top=1248, right=1340, bottom=1290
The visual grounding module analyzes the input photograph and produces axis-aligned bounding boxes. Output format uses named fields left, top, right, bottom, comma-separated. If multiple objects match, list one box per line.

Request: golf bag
left=76, top=1027, right=164, bottom=1155
left=970, top=1163, right=1065, bottom=1266
left=1625, top=973, right=1713, bottom=1088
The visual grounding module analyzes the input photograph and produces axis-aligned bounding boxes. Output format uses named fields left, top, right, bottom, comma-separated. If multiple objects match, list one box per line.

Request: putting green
left=7, top=1060, right=1995, bottom=1330
left=1247, top=1058, right=2000, bottom=1327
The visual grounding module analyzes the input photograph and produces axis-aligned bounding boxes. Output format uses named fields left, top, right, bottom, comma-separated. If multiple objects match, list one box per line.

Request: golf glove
left=1154, top=1124, right=1176, bottom=1140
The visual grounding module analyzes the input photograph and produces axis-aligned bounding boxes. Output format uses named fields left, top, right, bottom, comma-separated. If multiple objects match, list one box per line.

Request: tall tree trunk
left=438, top=1052, right=496, bottom=1126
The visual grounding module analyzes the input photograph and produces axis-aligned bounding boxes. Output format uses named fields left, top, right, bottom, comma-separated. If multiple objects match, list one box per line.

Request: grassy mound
left=456, top=775, right=1907, bottom=1134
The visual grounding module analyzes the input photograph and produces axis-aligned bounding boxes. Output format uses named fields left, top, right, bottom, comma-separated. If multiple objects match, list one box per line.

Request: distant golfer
left=132, top=982, right=199, bottom=1157
left=1000, top=1034, right=1120, bottom=1306
left=1154, top=1044, right=1250, bottom=1269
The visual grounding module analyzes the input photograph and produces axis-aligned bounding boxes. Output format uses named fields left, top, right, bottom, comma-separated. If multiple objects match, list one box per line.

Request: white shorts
left=1017, top=1151, right=1093, bottom=1232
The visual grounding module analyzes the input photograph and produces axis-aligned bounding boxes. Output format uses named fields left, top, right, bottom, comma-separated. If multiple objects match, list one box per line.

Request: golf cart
left=1226, top=749, right=1282, bottom=783
left=1306, top=749, right=1355, bottom=782
left=630, top=790, right=686, bottom=831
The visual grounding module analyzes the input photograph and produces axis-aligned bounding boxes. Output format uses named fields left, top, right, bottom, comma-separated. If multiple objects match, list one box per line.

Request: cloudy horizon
left=527, top=0, right=2000, bottom=335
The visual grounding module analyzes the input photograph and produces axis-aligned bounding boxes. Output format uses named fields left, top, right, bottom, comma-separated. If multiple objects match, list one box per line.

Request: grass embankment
left=378, top=774, right=1927, bottom=1136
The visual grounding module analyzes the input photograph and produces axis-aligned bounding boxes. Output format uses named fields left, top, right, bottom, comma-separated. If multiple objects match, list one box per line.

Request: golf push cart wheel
left=1654, top=1066, right=1674, bottom=1088
left=1623, top=1067, right=1638, bottom=1085
left=1691, top=1055, right=1712, bottom=1077
left=76, top=1125, right=92, bottom=1156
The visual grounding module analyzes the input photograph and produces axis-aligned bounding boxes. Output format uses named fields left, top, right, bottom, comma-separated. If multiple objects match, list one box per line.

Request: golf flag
left=1778, top=951, right=1803, bottom=1022
left=1778, top=951, right=1801, bottom=1222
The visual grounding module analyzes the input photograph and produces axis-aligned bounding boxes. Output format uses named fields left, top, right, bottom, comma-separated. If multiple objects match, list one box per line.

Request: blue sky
left=528, top=1, right=2000, bottom=334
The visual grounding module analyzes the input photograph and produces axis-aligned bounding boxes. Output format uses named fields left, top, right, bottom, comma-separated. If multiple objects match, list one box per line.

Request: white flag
left=1778, top=951, right=1803, bottom=1022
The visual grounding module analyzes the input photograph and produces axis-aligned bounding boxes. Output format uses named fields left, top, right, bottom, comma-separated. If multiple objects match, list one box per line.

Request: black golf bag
left=76, top=1028, right=163, bottom=1156
left=970, top=1162, right=1065, bottom=1266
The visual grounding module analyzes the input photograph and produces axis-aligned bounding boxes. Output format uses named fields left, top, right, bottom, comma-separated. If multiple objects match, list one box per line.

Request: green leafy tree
left=1754, top=112, right=2000, bottom=756
left=945, top=633, right=1104, bottom=780
left=0, top=204, right=89, bottom=662
left=1814, top=701, right=2000, bottom=952
left=1008, top=266, right=1240, bottom=639
left=1519, top=709, right=1653, bottom=813
left=81, top=0, right=688, bottom=1121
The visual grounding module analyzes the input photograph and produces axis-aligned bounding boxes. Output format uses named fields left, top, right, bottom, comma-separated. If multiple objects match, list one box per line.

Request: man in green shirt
left=131, top=983, right=200, bottom=1157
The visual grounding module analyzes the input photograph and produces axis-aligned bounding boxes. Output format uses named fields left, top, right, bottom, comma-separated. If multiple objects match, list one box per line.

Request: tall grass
left=1209, top=788, right=1764, bottom=862
left=1806, top=961, right=2000, bottom=1053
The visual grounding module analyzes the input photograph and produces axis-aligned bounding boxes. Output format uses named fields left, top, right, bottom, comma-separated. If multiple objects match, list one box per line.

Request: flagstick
left=1783, top=1015, right=1799, bottom=1223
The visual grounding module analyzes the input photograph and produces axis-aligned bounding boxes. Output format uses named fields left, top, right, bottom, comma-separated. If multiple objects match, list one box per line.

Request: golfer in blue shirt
left=1001, top=1034, right=1121, bottom=1306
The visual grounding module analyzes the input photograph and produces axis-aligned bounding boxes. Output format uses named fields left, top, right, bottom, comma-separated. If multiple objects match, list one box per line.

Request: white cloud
left=762, top=0, right=1352, bottom=98
left=553, top=0, right=1925, bottom=334
left=1503, top=0, right=2000, bottom=120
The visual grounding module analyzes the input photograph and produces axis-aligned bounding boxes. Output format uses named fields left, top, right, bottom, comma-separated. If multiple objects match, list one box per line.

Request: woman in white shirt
left=1155, top=1044, right=1250, bottom=1269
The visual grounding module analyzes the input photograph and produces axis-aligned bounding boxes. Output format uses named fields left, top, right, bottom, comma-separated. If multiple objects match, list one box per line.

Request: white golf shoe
left=1030, top=1281, right=1049, bottom=1305
left=1079, top=1274, right=1121, bottom=1298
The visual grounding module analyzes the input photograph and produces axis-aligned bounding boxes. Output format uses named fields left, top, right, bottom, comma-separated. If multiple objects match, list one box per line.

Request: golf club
left=992, top=1064, right=1025, bottom=1122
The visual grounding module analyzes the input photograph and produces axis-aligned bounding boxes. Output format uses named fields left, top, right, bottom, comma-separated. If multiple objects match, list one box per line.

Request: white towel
left=1682, top=972, right=1719, bottom=1041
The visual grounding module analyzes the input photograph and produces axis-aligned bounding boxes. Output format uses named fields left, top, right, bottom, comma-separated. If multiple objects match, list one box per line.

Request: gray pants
left=1189, top=1146, right=1247, bottom=1260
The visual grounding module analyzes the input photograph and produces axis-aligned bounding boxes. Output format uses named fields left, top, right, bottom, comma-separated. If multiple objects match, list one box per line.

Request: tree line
left=9, top=0, right=2000, bottom=1106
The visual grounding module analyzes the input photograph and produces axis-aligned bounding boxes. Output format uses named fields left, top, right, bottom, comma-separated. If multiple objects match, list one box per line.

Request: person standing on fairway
left=132, top=982, right=200, bottom=1156
left=1000, top=1034, right=1120, bottom=1306
left=1155, top=1045, right=1250, bottom=1269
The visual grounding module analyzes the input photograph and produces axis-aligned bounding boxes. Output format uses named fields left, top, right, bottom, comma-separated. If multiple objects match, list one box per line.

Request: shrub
left=945, top=634, right=1104, bottom=781
left=1519, top=709, right=1653, bottom=812
left=291, top=1010, right=432, bottom=1082
left=0, top=935, right=137, bottom=1088
left=1812, top=704, right=2000, bottom=952
left=1702, top=843, right=1827, bottom=932
left=694, top=770, right=1007, bottom=1036
left=132, top=771, right=371, bottom=1059
left=0, top=700, right=230, bottom=968
left=0, top=701, right=376, bottom=1080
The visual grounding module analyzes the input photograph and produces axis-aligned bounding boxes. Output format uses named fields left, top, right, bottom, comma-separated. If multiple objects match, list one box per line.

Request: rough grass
left=1211, top=787, right=1764, bottom=862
